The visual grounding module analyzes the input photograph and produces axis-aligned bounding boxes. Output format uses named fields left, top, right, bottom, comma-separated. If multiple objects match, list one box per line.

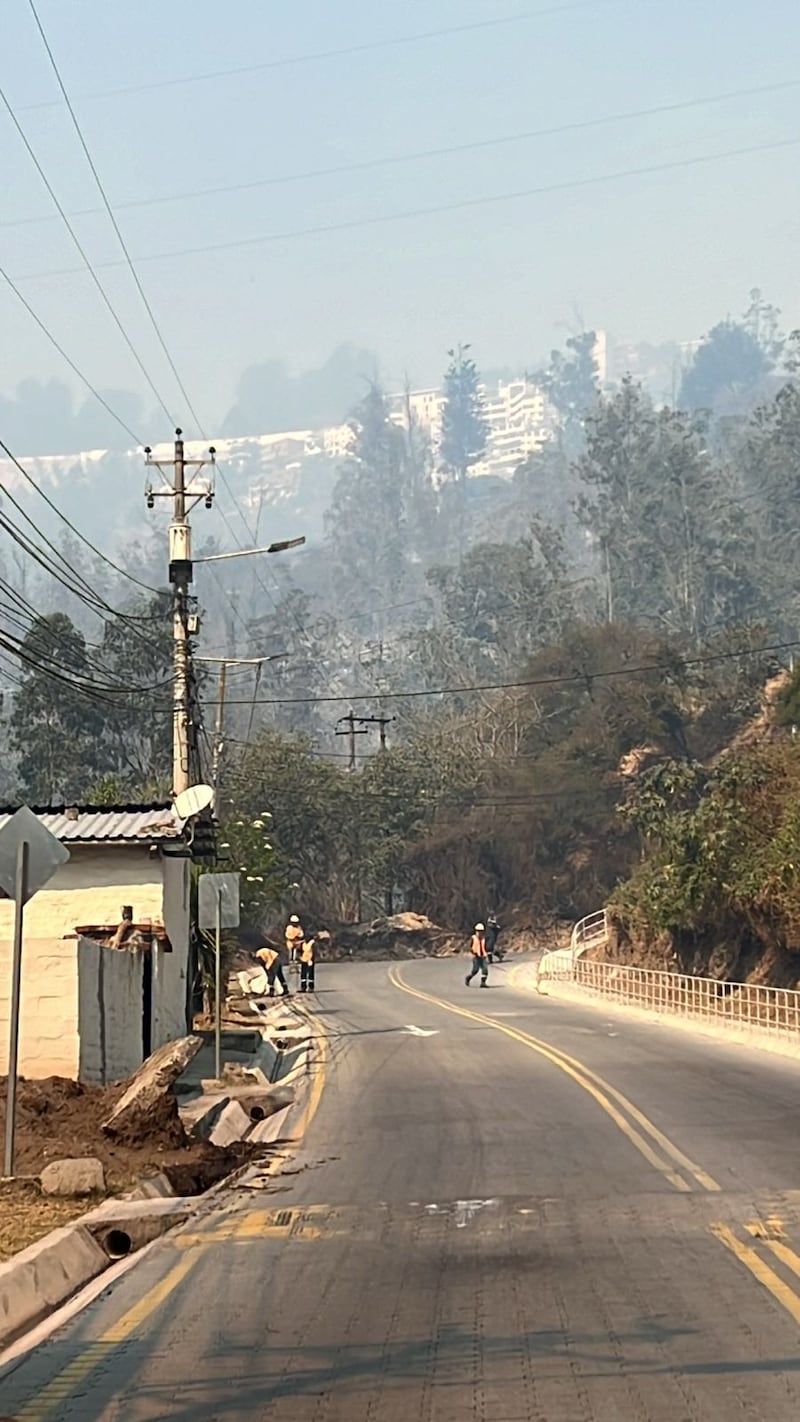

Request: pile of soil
left=326, top=912, right=571, bottom=960
left=0, top=1074, right=266, bottom=1194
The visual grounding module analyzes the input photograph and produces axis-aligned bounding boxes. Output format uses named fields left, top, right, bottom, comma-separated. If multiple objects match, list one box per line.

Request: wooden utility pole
left=145, top=430, right=216, bottom=796
left=335, top=709, right=368, bottom=771
left=355, top=713, right=395, bottom=751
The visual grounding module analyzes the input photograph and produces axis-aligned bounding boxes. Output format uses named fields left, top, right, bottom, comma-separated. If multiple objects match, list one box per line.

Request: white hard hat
left=290, top=915, right=299, bottom=924
left=475, top=922, right=485, bottom=932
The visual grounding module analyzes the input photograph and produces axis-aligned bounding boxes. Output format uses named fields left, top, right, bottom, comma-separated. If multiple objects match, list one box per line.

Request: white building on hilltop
left=389, top=377, right=552, bottom=478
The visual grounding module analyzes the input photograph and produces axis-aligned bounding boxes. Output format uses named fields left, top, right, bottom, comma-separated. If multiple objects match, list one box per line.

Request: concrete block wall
left=155, top=857, right=191, bottom=1047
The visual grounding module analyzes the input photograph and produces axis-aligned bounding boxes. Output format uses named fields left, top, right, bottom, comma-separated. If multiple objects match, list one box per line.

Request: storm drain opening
left=104, top=1229, right=132, bottom=1259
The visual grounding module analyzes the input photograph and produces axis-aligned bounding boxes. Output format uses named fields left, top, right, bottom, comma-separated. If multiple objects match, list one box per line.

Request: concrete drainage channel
left=0, top=1006, right=316, bottom=1357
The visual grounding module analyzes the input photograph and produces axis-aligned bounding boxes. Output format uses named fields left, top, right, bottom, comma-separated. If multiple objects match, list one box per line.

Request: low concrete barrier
left=0, top=1005, right=318, bottom=1354
left=0, top=1224, right=108, bottom=1347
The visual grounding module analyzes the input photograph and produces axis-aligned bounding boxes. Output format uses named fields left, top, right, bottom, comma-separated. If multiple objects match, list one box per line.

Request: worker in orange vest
left=465, top=922, right=489, bottom=988
left=285, top=915, right=304, bottom=963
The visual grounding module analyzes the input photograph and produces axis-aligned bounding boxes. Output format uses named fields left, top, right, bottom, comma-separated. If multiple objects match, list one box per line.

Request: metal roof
left=0, top=803, right=185, bottom=843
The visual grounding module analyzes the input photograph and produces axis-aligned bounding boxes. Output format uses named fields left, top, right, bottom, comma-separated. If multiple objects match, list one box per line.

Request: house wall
left=0, top=846, right=173, bottom=1080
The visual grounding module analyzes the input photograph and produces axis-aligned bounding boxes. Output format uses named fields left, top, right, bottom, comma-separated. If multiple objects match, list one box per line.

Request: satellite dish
left=174, top=784, right=214, bottom=820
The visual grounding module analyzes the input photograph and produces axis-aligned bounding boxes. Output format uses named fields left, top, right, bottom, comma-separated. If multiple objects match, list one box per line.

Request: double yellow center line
left=389, top=965, right=721, bottom=1194
left=391, top=966, right=800, bottom=1334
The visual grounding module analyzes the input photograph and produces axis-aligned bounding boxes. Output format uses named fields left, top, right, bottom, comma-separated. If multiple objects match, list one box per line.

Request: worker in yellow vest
left=299, top=934, right=316, bottom=993
left=285, top=915, right=304, bottom=963
left=255, top=942, right=291, bottom=998
left=465, top=922, right=489, bottom=988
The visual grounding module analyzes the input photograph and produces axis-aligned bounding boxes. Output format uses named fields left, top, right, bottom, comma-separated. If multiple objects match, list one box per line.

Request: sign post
left=0, top=807, right=70, bottom=1177
left=198, top=872, right=240, bottom=1084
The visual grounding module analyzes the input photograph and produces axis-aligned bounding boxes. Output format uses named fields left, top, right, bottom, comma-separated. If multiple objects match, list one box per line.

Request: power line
left=7, top=76, right=795, bottom=231
left=17, top=2, right=614, bottom=111
left=0, top=77, right=176, bottom=429
left=0, top=259, right=142, bottom=445
left=18, top=135, right=800, bottom=282
left=200, top=634, right=797, bottom=708
left=23, top=0, right=203, bottom=436
left=0, top=436, right=161, bottom=595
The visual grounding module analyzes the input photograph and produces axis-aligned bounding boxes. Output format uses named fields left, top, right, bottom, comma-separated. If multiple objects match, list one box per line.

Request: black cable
left=9, top=76, right=794, bottom=229
left=23, top=1, right=202, bottom=435
left=19, top=2, right=614, bottom=110
left=0, top=437, right=161, bottom=595
left=201, top=634, right=798, bottom=707
left=21, top=136, right=800, bottom=281
left=0, top=259, right=142, bottom=445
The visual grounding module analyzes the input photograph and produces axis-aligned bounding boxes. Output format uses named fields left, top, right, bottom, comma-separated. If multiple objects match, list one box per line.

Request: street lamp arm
left=194, top=537, right=305, bottom=564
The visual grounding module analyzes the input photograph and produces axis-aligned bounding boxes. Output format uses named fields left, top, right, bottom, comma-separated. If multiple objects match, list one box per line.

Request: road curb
left=0, top=1223, right=108, bottom=1349
left=0, top=1005, right=320, bottom=1357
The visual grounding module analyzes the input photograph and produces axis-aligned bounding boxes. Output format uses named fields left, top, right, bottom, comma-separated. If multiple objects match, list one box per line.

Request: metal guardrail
left=539, top=952, right=800, bottom=1038
left=569, top=909, right=609, bottom=957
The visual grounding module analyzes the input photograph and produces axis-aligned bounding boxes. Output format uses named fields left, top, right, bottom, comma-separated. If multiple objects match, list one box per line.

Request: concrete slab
left=0, top=1224, right=108, bottom=1348
left=80, top=1197, right=194, bottom=1254
left=209, top=1099, right=253, bottom=1148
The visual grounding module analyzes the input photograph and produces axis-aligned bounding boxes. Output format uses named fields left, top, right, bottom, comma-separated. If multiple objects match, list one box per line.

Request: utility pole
left=335, top=709, right=368, bottom=771
left=145, top=430, right=216, bottom=797
left=213, top=660, right=226, bottom=793
left=194, top=654, right=288, bottom=795
left=355, top=713, right=395, bottom=751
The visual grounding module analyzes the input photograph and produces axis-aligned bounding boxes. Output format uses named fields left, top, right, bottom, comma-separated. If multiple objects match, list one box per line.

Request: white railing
left=535, top=909, right=609, bottom=985
left=570, top=909, right=609, bottom=957
left=539, top=954, right=800, bottom=1039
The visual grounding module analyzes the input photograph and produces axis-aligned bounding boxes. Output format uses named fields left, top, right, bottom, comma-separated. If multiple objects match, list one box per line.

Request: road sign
left=0, top=807, right=70, bottom=1178
left=0, top=806, right=69, bottom=903
left=198, top=872, right=240, bottom=931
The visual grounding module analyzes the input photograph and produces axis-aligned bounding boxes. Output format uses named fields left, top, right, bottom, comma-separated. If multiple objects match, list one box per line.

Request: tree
left=408, top=521, right=579, bottom=690
left=735, top=383, right=800, bottom=635
left=95, top=594, right=173, bottom=795
left=440, top=343, right=489, bottom=487
left=10, top=613, right=106, bottom=802
left=325, top=386, right=423, bottom=621
left=535, top=331, right=599, bottom=456
left=577, top=378, right=760, bottom=642
left=679, top=313, right=776, bottom=415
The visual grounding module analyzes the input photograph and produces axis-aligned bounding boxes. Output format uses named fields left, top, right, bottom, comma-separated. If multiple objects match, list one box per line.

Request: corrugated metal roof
left=0, top=803, right=185, bottom=843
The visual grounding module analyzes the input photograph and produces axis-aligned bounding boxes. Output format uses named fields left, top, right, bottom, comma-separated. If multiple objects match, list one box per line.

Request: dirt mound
left=330, top=913, right=457, bottom=960
left=0, top=1074, right=266, bottom=1192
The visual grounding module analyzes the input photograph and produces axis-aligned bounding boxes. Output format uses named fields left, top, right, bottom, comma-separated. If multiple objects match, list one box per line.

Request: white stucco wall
left=0, top=846, right=170, bottom=1080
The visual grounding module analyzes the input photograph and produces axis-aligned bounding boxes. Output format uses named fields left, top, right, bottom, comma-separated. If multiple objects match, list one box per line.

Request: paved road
left=5, top=957, right=800, bottom=1419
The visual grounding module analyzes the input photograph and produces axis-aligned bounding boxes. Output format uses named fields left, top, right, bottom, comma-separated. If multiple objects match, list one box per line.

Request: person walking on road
left=285, top=914, right=304, bottom=964
left=255, top=942, right=291, bottom=998
left=299, top=933, right=317, bottom=993
left=485, top=913, right=499, bottom=961
left=465, top=922, right=489, bottom=988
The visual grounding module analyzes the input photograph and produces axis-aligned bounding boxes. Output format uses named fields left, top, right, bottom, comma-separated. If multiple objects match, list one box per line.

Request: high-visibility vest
left=471, top=933, right=487, bottom=957
left=285, top=924, right=303, bottom=948
left=256, top=946, right=278, bottom=970
left=300, top=938, right=316, bottom=964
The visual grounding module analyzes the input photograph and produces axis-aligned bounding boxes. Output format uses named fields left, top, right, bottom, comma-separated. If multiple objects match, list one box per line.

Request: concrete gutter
left=0, top=1003, right=318, bottom=1358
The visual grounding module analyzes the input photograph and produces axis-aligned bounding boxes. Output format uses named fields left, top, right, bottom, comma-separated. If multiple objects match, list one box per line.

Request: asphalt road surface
left=5, top=957, right=800, bottom=1420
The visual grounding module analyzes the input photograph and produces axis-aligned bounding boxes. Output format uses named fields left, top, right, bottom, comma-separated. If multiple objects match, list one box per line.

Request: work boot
left=465, top=975, right=471, bottom=986
left=480, top=980, right=488, bottom=988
